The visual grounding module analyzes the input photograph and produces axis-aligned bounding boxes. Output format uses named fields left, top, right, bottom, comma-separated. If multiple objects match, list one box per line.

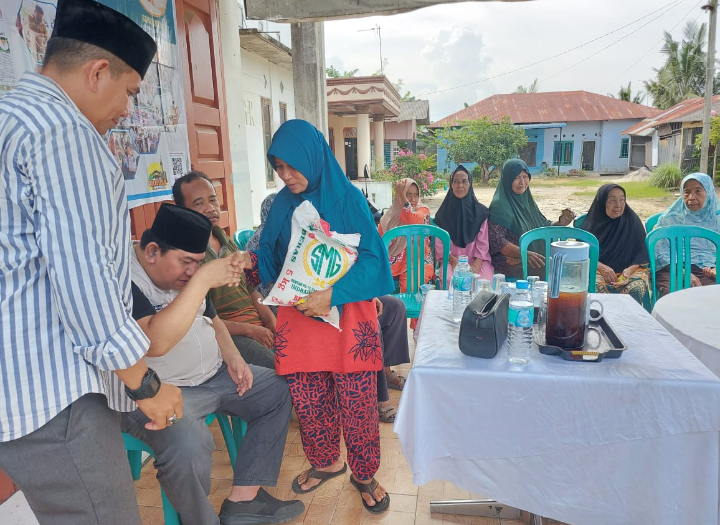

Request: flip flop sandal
left=386, top=371, right=406, bottom=391
left=378, top=405, right=397, bottom=423
left=291, top=463, right=347, bottom=494
left=350, top=476, right=390, bottom=514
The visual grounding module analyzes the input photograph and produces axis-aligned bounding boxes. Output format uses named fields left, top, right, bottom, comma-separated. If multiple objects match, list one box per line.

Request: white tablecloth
left=652, top=285, right=720, bottom=379
left=395, top=291, right=720, bottom=525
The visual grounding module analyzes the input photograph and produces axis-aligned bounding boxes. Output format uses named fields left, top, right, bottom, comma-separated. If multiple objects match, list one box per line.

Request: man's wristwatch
left=125, top=368, right=161, bottom=401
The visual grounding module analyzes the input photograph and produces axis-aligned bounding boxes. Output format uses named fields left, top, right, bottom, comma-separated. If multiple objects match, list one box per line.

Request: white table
left=396, top=291, right=720, bottom=525
left=653, top=285, right=720, bottom=379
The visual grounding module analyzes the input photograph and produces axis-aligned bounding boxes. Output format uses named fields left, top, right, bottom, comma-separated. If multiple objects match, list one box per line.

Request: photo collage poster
left=0, top=0, right=191, bottom=208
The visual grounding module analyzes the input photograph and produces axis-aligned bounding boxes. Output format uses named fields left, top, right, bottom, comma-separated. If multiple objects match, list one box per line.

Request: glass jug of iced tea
left=546, top=240, right=600, bottom=349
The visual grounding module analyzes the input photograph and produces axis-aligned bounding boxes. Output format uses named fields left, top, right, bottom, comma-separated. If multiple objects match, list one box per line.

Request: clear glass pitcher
left=546, top=240, right=600, bottom=349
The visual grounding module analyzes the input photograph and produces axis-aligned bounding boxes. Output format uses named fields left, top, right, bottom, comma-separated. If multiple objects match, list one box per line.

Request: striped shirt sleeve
left=20, top=120, right=149, bottom=371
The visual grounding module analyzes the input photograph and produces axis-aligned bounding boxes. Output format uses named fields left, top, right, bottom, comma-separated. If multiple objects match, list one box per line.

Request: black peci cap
left=51, top=0, right=158, bottom=78
left=150, top=204, right=212, bottom=254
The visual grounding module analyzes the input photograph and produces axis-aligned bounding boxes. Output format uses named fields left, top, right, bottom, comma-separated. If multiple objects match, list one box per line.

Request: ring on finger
left=167, top=414, right=179, bottom=426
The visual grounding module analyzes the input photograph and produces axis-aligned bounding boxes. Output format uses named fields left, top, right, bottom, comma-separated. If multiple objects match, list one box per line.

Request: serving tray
left=534, top=309, right=627, bottom=362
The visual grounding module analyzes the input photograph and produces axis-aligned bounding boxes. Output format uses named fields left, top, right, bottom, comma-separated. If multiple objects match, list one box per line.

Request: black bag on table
left=458, top=291, right=510, bottom=359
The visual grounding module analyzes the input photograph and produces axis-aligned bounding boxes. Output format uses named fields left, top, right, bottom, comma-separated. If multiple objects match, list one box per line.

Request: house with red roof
left=622, top=95, right=720, bottom=171
left=430, top=91, right=661, bottom=175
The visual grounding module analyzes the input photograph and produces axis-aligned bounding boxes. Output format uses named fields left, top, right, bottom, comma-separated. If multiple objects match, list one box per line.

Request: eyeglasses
left=406, top=192, right=419, bottom=198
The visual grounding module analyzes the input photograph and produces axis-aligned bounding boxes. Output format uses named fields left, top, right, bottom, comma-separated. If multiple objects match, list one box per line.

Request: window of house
left=620, top=138, right=629, bottom=158
left=519, top=142, right=537, bottom=167
left=384, top=143, right=391, bottom=167
left=261, top=98, right=274, bottom=186
left=279, top=102, right=287, bottom=124
left=553, top=141, right=574, bottom=166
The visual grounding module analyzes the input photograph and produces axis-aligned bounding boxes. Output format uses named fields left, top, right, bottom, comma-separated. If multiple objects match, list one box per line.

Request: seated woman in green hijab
left=488, top=159, right=575, bottom=278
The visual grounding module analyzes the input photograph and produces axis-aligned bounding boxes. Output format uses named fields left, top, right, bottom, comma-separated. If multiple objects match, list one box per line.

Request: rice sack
left=262, top=200, right=360, bottom=329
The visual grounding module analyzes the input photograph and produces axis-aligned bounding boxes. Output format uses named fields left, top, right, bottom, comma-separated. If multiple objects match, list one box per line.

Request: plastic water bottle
left=507, top=280, right=534, bottom=365
left=452, top=256, right=473, bottom=322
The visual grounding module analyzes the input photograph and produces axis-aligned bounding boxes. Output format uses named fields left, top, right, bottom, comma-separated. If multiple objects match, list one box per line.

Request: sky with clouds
left=321, top=0, right=715, bottom=122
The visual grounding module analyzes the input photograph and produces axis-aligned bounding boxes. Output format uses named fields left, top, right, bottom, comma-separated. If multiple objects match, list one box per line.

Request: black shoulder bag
left=458, top=291, right=510, bottom=359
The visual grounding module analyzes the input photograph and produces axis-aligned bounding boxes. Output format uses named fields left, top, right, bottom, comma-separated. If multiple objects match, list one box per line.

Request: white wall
left=241, top=51, right=295, bottom=226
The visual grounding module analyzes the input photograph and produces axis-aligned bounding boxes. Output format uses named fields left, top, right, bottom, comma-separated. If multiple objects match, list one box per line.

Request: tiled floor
left=135, top=332, right=570, bottom=525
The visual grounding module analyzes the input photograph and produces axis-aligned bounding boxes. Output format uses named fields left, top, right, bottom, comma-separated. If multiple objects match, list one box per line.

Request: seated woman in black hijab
left=579, top=184, right=651, bottom=309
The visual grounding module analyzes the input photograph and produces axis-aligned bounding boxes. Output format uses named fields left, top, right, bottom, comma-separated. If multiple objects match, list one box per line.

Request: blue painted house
left=431, top=91, right=662, bottom=176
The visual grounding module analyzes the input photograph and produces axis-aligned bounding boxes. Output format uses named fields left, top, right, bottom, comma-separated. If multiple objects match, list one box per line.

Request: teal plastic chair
left=519, top=226, right=600, bottom=291
left=124, top=413, right=246, bottom=525
left=233, top=229, right=255, bottom=250
left=646, top=225, right=720, bottom=307
left=573, top=213, right=587, bottom=229
left=645, top=212, right=662, bottom=233
left=382, top=224, right=450, bottom=318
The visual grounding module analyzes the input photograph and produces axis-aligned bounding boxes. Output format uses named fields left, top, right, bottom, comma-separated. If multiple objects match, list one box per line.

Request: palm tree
left=610, top=82, right=645, bottom=104
left=515, top=78, right=539, bottom=93
left=644, top=21, right=717, bottom=109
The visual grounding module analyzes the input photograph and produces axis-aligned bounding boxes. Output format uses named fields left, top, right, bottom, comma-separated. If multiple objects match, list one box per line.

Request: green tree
left=644, top=21, right=719, bottom=109
left=326, top=66, right=359, bottom=78
left=515, top=78, right=539, bottom=93
left=432, top=116, right=528, bottom=185
left=610, top=82, right=644, bottom=104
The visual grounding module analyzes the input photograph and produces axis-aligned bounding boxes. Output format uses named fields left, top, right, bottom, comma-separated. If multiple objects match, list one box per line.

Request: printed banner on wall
left=0, top=0, right=190, bottom=208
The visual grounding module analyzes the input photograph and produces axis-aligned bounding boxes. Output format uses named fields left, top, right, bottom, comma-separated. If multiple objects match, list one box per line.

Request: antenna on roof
left=358, top=25, right=383, bottom=75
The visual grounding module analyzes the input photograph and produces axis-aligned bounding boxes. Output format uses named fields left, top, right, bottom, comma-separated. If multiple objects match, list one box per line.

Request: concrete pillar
left=356, top=111, right=371, bottom=179
left=373, top=117, right=385, bottom=172
left=218, top=0, right=253, bottom=228
left=291, top=22, right=328, bottom=136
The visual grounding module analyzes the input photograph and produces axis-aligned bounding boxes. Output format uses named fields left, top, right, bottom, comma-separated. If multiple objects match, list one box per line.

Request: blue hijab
left=655, top=173, right=720, bottom=269
left=255, top=119, right=393, bottom=307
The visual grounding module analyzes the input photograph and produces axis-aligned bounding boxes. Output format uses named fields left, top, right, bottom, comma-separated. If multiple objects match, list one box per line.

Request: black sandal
left=291, top=463, right=347, bottom=494
left=349, top=476, right=390, bottom=514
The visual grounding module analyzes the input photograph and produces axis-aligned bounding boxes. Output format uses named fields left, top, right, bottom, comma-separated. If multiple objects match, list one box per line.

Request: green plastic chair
left=519, top=226, right=600, bottom=291
left=233, top=229, right=255, bottom=250
left=646, top=225, right=720, bottom=307
left=124, top=413, right=246, bottom=525
left=645, top=212, right=662, bottom=233
left=382, top=224, right=450, bottom=318
left=573, top=213, right=587, bottom=229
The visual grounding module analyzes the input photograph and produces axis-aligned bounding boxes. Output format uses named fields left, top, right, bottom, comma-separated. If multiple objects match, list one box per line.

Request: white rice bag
left=262, top=200, right=360, bottom=329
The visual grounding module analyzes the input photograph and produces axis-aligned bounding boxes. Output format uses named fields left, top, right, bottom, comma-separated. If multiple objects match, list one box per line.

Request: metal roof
left=430, top=91, right=662, bottom=128
left=393, top=100, right=430, bottom=124
left=622, top=96, right=720, bottom=136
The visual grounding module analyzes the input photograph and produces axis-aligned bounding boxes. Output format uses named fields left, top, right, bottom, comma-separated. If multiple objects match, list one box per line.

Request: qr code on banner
left=170, top=154, right=186, bottom=181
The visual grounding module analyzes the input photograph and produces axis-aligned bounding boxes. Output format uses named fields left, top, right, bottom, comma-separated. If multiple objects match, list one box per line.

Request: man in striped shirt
left=0, top=1, right=183, bottom=524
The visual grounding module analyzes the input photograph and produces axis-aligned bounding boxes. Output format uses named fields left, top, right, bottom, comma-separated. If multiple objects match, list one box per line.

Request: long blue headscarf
left=255, top=119, right=394, bottom=307
left=655, top=173, right=720, bottom=269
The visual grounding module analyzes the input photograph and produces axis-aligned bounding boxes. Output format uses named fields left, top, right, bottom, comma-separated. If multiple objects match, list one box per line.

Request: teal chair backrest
left=645, top=212, right=662, bottom=233
left=645, top=225, right=720, bottom=306
left=233, top=229, right=255, bottom=250
left=573, top=213, right=587, bottom=229
left=519, top=226, right=599, bottom=291
left=382, top=224, right=450, bottom=292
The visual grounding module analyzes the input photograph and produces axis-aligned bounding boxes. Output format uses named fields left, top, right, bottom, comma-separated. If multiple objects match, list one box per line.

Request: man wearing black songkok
left=123, top=204, right=305, bottom=525
left=0, top=1, right=180, bottom=524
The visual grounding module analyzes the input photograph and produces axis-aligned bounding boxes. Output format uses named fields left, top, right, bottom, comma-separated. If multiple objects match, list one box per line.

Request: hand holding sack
left=262, top=201, right=360, bottom=329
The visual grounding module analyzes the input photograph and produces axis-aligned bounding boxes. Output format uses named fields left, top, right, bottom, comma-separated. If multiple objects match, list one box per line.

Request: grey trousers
left=121, top=364, right=291, bottom=525
left=0, top=394, right=141, bottom=525
left=376, top=295, right=410, bottom=403
left=232, top=334, right=276, bottom=370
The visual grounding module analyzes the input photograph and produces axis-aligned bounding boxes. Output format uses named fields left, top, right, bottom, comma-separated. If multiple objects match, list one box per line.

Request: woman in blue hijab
left=239, top=120, right=393, bottom=513
left=653, top=173, right=719, bottom=295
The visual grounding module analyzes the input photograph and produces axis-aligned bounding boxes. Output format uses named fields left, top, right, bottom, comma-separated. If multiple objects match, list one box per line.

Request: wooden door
left=581, top=141, right=596, bottom=171
left=130, top=0, right=236, bottom=238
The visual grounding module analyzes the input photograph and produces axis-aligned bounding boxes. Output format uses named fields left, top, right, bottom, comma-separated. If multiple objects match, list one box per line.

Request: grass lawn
left=572, top=182, right=673, bottom=199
